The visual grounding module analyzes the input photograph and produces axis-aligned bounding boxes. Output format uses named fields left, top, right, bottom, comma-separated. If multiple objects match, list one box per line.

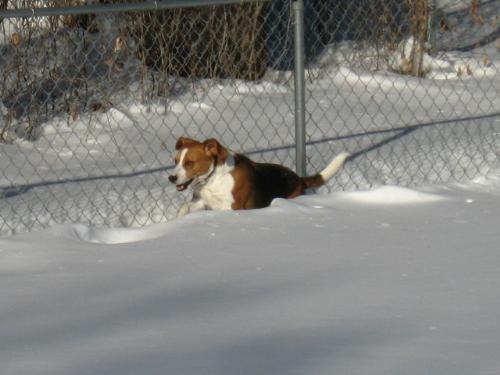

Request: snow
left=1, top=1, right=500, bottom=372
left=1, top=172, right=500, bottom=375
left=336, top=185, right=446, bottom=205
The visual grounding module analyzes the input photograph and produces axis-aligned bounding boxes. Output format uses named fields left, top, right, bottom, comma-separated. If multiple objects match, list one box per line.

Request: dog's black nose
left=168, top=175, right=177, bottom=183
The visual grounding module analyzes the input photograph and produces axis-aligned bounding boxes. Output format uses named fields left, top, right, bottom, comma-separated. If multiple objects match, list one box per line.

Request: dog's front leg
left=177, top=198, right=206, bottom=218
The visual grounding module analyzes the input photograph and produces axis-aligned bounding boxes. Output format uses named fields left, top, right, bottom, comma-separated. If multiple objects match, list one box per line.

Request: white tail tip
left=320, top=152, right=350, bottom=181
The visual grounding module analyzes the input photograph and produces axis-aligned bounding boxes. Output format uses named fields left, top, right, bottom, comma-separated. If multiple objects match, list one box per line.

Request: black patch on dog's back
left=235, top=155, right=301, bottom=208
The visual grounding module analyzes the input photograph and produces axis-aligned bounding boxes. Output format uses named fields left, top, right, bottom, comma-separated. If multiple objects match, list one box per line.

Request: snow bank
left=335, top=185, right=446, bottom=205
left=1, top=173, right=500, bottom=375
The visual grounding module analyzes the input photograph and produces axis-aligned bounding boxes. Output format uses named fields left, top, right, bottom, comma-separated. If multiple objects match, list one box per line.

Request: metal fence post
left=293, top=0, right=306, bottom=177
left=428, top=0, right=437, bottom=56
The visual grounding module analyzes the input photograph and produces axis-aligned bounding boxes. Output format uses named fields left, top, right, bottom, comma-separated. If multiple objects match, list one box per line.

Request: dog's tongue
left=175, top=178, right=194, bottom=192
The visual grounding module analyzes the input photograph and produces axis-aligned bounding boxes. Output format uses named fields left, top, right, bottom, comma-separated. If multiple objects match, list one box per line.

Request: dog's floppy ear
left=204, top=138, right=229, bottom=164
left=203, top=138, right=222, bottom=157
left=175, top=137, right=198, bottom=150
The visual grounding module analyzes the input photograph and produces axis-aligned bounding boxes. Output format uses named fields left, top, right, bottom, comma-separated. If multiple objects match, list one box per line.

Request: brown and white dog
left=168, top=137, right=349, bottom=217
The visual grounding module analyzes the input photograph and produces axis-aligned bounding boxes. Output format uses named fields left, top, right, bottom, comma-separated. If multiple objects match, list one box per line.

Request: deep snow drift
left=1, top=1, right=500, bottom=373
left=1, top=171, right=499, bottom=375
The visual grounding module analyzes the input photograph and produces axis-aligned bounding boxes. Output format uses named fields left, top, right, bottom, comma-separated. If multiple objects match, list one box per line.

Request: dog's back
left=232, top=153, right=348, bottom=209
left=247, top=156, right=303, bottom=208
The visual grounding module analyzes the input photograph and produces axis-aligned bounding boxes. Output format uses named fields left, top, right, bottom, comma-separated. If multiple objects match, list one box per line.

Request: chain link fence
left=304, top=0, right=500, bottom=190
left=0, top=0, right=499, bottom=236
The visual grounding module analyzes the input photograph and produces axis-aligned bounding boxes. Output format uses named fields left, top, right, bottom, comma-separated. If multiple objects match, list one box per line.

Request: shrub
left=126, top=2, right=268, bottom=84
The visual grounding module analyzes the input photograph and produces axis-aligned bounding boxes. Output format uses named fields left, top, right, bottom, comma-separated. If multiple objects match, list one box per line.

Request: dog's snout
left=168, top=175, right=178, bottom=183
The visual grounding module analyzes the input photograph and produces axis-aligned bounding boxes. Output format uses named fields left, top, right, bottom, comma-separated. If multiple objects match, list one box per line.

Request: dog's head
left=168, top=137, right=228, bottom=191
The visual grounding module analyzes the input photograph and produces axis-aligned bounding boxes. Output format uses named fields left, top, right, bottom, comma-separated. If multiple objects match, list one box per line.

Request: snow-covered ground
left=1, top=2, right=500, bottom=372
left=1, top=171, right=500, bottom=375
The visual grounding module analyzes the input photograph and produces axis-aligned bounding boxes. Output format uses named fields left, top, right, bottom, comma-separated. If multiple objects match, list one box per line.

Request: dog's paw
left=177, top=204, right=190, bottom=218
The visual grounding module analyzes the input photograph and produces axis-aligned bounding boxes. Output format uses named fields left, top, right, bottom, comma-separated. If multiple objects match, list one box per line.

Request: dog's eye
left=184, top=160, right=193, bottom=169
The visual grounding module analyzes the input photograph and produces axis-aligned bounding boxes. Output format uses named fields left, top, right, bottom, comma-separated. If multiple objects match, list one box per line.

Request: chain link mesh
left=303, top=0, right=500, bottom=190
left=0, top=0, right=499, bottom=236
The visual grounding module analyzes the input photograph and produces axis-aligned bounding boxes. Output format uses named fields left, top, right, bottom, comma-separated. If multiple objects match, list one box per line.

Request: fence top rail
left=0, top=0, right=269, bottom=18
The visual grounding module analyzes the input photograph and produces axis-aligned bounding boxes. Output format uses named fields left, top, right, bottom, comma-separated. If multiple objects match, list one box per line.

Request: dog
left=168, top=137, right=349, bottom=217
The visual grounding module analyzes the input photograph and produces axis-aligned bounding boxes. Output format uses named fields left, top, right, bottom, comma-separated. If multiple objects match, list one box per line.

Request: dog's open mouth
left=176, top=179, right=193, bottom=192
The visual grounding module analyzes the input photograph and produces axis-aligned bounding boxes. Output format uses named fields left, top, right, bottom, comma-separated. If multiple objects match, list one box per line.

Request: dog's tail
left=301, top=152, right=350, bottom=189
